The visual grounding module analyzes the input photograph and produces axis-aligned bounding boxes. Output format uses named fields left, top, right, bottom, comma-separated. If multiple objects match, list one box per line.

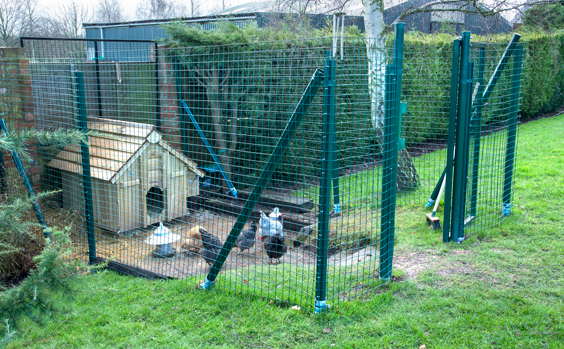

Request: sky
left=37, top=0, right=249, bottom=23
left=36, top=0, right=524, bottom=24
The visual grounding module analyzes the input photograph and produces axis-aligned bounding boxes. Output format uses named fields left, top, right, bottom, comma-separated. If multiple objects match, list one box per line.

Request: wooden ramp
left=237, top=189, right=314, bottom=214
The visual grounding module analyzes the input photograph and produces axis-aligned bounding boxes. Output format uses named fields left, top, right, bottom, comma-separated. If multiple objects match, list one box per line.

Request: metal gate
left=438, top=33, right=524, bottom=242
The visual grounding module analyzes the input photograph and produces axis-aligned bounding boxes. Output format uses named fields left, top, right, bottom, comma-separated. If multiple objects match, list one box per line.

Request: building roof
left=210, top=1, right=277, bottom=15
left=82, top=12, right=258, bottom=28
left=48, top=117, right=204, bottom=183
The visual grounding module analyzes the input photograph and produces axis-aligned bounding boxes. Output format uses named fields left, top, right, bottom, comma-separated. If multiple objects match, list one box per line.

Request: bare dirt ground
left=393, top=249, right=475, bottom=281
left=44, top=207, right=321, bottom=279
left=42, top=202, right=477, bottom=283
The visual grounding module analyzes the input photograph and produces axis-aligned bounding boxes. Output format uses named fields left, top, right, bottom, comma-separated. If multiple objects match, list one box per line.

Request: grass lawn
left=6, top=114, right=564, bottom=348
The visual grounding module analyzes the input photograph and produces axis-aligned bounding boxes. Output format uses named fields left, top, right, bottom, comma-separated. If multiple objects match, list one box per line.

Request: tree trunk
left=200, top=68, right=240, bottom=194
left=205, top=69, right=232, bottom=193
left=364, top=1, right=419, bottom=191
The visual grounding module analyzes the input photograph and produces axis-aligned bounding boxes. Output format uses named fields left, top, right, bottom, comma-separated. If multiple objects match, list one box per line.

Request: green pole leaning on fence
left=503, top=44, right=523, bottom=217
left=469, top=47, right=486, bottom=219
left=450, top=32, right=472, bottom=243
left=75, top=71, right=96, bottom=265
left=200, top=69, right=324, bottom=290
left=442, top=38, right=461, bottom=242
left=315, top=53, right=336, bottom=313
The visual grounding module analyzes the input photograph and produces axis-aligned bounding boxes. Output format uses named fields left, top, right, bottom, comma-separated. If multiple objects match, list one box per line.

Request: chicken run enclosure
left=0, top=25, right=525, bottom=311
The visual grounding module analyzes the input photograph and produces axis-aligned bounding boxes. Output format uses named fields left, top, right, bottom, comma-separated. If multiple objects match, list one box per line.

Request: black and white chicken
left=259, top=207, right=284, bottom=241
left=235, top=220, right=258, bottom=254
left=263, top=235, right=287, bottom=264
left=200, top=230, right=222, bottom=266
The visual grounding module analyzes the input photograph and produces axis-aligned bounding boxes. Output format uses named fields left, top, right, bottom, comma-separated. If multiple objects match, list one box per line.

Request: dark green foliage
left=401, top=31, right=564, bottom=127
left=518, top=31, right=564, bottom=118
left=162, top=21, right=371, bottom=187
left=0, top=128, right=89, bottom=162
left=523, top=3, right=564, bottom=31
left=0, top=127, right=91, bottom=339
left=401, top=33, right=455, bottom=146
left=160, top=20, right=560, bottom=190
left=0, top=227, right=82, bottom=330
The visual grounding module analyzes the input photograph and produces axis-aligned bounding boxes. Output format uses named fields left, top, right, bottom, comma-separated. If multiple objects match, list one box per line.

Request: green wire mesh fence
left=463, top=40, right=524, bottom=236
left=396, top=35, right=525, bottom=241
left=0, top=28, right=524, bottom=311
left=6, top=32, right=403, bottom=311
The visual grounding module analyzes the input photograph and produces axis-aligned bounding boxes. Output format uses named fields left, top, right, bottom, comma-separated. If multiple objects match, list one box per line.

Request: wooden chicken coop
left=47, top=117, right=205, bottom=233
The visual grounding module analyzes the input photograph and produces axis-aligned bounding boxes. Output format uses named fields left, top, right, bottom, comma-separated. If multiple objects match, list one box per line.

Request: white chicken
left=259, top=207, right=284, bottom=241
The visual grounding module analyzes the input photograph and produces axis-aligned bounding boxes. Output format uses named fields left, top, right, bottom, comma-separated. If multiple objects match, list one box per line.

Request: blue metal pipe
left=0, top=118, right=48, bottom=235
left=180, top=100, right=237, bottom=198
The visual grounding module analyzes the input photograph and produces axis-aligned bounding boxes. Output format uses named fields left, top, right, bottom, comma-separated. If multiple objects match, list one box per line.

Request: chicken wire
left=9, top=35, right=401, bottom=311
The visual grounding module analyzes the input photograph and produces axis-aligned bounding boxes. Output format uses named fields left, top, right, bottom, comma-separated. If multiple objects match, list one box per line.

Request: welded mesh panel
left=398, top=43, right=455, bottom=205
left=399, top=39, right=525, bottom=238
left=463, top=42, right=525, bottom=235
left=22, top=39, right=158, bottom=130
left=6, top=37, right=396, bottom=310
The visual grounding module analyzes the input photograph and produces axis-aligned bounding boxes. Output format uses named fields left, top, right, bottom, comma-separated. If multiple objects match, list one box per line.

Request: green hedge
left=403, top=30, right=564, bottom=122
left=161, top=22, right=563, bottom=187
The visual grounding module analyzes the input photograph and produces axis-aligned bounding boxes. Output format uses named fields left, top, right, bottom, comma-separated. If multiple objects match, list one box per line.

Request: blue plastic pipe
left=0, top=118, right=48, bottom=235
left=180, top=101, right=237, bottom=198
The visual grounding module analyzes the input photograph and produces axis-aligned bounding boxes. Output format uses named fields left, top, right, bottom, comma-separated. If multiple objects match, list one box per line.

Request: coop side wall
left=61, top=171, right=121, bottom=233
left=115, top=161, right=144, bottom=232
left=164, top=152, right=198, bottom=220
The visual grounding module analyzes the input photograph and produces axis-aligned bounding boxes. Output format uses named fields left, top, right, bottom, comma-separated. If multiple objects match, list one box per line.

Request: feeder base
left=152, top=247, right=176, bottom=258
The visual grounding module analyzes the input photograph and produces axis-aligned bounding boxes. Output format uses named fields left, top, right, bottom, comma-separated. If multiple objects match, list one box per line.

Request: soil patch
left=393, top=250, right=476, bottom=281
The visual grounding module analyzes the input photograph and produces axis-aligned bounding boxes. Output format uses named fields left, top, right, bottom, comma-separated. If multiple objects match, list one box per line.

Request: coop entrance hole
left=146, top=187, right=164, bottom=218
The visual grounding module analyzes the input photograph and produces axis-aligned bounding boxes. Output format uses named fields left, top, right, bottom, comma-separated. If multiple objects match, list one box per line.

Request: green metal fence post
left=201, top=69, right=324, bottom=290
left=93, top=43, right=103, bottom=119
left=450, top=32, right=472, bottom=243
left=379, top=64, right=398, bottom=280
left=379, top=23, right=403, bottom=279
left=443, top=39, right=461, bottom=242
left=394, top=23, right=405, bottom=150
left=174, top=59, right=189, bottom=157
left=154, top=43, right=161, bottom=132
left=470, top=48, right=486, bottom=218
left=75, top=71, right=96, bottom=265
left=503, top=44, right=523, bottom=216
left=331, top=140, right=340, bottom=215
left=315, top=54, right=336, bottom=313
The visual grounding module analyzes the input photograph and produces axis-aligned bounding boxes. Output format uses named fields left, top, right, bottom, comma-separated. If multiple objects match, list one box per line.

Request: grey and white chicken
left=293, top=225, right=314, bottom=248
left=200, top=230, right=222, bottom=266
left=259, top=207, right=284, bottom=241
left=235, top=220, right=258, bottom=254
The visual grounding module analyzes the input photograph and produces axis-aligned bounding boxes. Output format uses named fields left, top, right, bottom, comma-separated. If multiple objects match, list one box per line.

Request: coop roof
left=47, top=117, right=205, bottom=183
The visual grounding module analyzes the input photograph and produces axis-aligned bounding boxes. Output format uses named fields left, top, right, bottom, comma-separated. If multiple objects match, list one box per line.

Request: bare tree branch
left=48, top=1, right=92, bottom=38
left=136, top=0, right=191, bottom=20
left=95, top=0, right=126, bottom=23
